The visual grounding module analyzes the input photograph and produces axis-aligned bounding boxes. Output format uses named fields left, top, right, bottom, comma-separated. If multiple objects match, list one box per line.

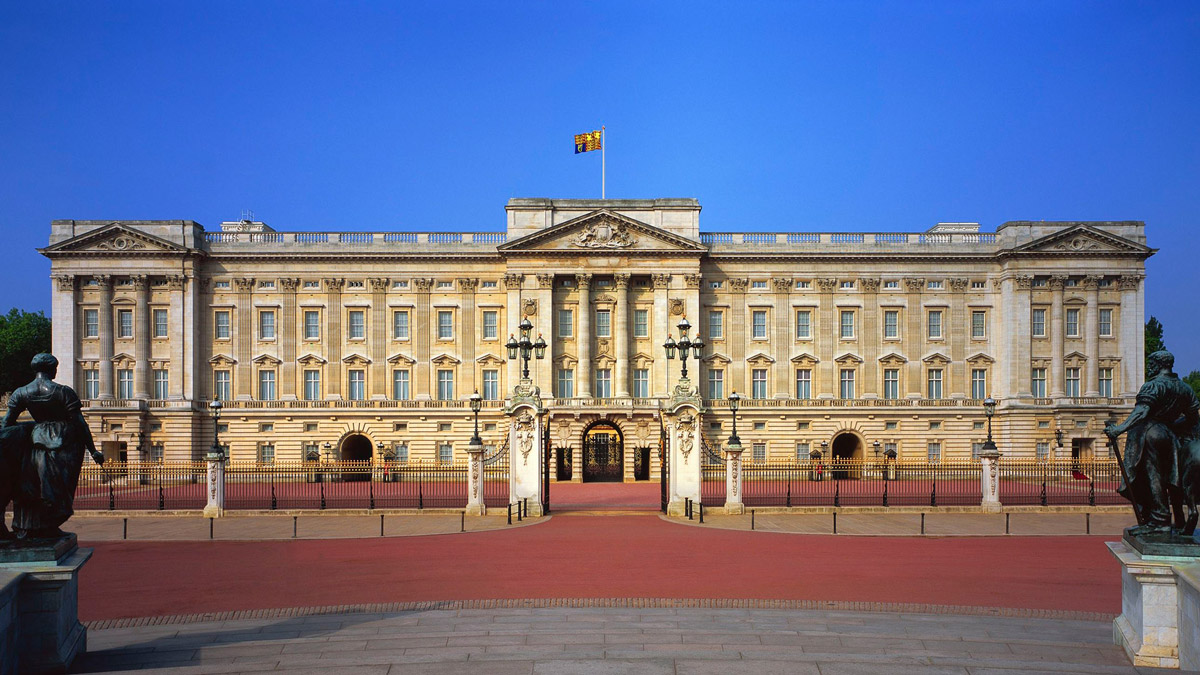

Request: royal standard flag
left=574, top=130, right=602, bottom=154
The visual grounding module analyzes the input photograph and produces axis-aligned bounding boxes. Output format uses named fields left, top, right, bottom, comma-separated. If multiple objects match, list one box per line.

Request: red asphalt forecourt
left=78, top=516, right=1123, bottom=622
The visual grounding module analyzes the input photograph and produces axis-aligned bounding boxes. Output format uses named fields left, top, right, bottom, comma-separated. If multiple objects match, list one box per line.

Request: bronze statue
left=0, top=353, right=104, bottom=540
left=1105, top=350, right=1200, bottom=537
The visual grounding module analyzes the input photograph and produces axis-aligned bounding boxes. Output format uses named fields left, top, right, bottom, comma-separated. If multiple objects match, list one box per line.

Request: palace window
left=795, top=443, right=810, bottom=460
left=258, top=370, right=276, bottom=401
left=153, top=369, right=168, bottom=399
left=1099, top=308, right=1113, bottom=337
left=118, top=309, right=133, bottom=338
left=481, top=280, right=497, bottom=289
left=796, top=280, right=811, bottom=289
left=348, top=310, right=365, bottom=340
left=1066, top=308, right=1080, bottom=337
left=971, top=369, right=987, bottom=400
left=795, top=310, right=811, bottom=339
left=752, top=311, right=768, bottom=339
left=752, top=369, right=768, bottom=399
left=438, top=443, right=453, bottom=463
left=840, top=280, right=854, bottom=290
left=927, top=310, right=943, bottom=339
left=633, top=369, right=649, bottom=398
left=595, top=369, right=612, bottom=398
left=304, top=442, right=319, bottom=461
left=436, top=280, right=453, bottom=289
left=84, top=371, right=99, bottom=399
left=437, top=311, right=453, bottom=339
left=153, top=309, right=168, bottom=338
left=117, top=369, right=133, bottom=399
left=482, top=310, right=498, bottom=339
left=883, top=369, right=899, bottom=400
left=557, top=369, right=574, bottom=398
left=215, top=311, right=230, bottom=340
left=304, top=370, right=321, bottom=401
left=1031, top=368, right=1047, bottom=398
left=1065, top=367, right=1081, bottom=397
left=840, top=310, right=854, bottom=339
left=259, top=310, right=276, bottom=340
left=482, top=369, right=499, bottom=400
left=1032, top=308, right=1046, bottom=337
left=885, top=421, right=897, bottom=430
left=795, top=369, right=811, bottom=399
left=927, top=442, right=942, bottom=462
left=304, top=310, right=320, bottom=340
left=1036, top=442, right=1050, bottom=461
left=558, top=309, right=573, bottom=339
left=710, top=281, right=723, bottom=289
left=392, top=370, right=410, bottom=400
left=84, top=309, right=98, bottom=338
left=596, top=309, right=611, bottom=338
left=708, top=310, right=723, bottom=340
left=305, top=280, right=321, bottom=289
left=149, top=443, right=164, bottom=463
left=393, top=310, right=409, bottom=340
left=883, top=310, right=898, bottom=338
left=927, top=280, right=943, bottom=290
left=752, top=443, right=766, bottom=462
left=971, top=311, right=986, bottom=339
left=258, top=444, right=275, bottom=464
left=634, top=309, right=649, bottom=338
left=437, top=370, right=454, bottom=400
left=885, top=442, right=898, bottom=457
left=927, top=369, right=943, bottom=399
left=839, top=369, right=855, bottom=399
left=214, top=370, right=231, bottom=400
left=393, top=443, right=409, bottom=463
left=971, top=280, right=986, bottom=289
left=707, top=369, right=724, bottom=399
left=882, top=280, right=899, bottom=289
left=751, top=280, right=767, bottom=290
left=1099, top=368, right=1114, bottom=397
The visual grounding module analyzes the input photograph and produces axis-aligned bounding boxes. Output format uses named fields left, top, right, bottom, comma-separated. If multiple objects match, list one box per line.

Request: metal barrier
left=999, top=459, right=1124, bottom=506
left=76, top=461, right=207, bottom=511
left=740, top=460, right=983, bottom=507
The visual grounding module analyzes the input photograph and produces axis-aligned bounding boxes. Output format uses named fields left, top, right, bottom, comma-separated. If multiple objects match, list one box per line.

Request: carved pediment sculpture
left=571, top=216, right=638, bottom=249
left=514, top=411, right=535, bottom=464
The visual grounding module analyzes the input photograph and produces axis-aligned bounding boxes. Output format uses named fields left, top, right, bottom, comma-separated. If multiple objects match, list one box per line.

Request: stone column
left=1049, top=275, right=1066, bottom=398
left=1004, top=276, right=1034, bottom=399
left=465, top=441, right=486, bottom=515
left=234, top=277, right=255, bottom=399
left=459, top=278, right=477, bottom=397
left=168, top=275, right=187, bottom=399
left=507, top=387, right=544, bottom=516
left=576, top=274, right=593, bottom=399
left=280, top=278, right=300, bottom=400
left=97, top=275, right=115, bottom=399
left=132, top=275, right=150, bottom=399
left=903, top=278, right=924, bottom=398
left=728, top=278, right=747, bottom=396
left=949, top=278, right=969, bottom=397
left=978, top=447, right=1001, bottom=512
left=536, top=274, right=554, bottom=395
left=1084, top=275, right=1101, bottom=396
left=614, top=273, right=631, bottom=398
left=724, top=441, right=744, bottom=515
left=369, top=278, right=388, bottom=399
left=653, top=274, right=672, bottom=396
left=664, top=397, right=702, bottom=516
left=504, top=273, right=524, bottom=394
left=1119, top=275, right=1142, bottom=395
left=51, top=275, right=76, bottom=390
left=412, top=278, right=431, bottom=399
left=860, top=278, right=881, bottom=397
left=817, top=278, right=839, bottom=397
left=772, top=277, right=791, bottom=398
left=325, top=278, right=345, bottom=398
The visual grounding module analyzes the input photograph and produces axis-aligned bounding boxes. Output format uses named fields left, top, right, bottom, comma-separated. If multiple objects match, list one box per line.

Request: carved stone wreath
left=669, top=299, right=685, bottom=316
left=514, top=411, right=535, bottom=464
left=522, top=298, right=537, bottom=317
left=97, top=236, right=145, bottom=251
left=571, top=217, right=637, bottom=249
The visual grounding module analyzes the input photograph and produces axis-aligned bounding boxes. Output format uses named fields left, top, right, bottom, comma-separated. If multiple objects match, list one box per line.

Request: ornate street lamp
left=663, top=317, right=704, bottom=380
left=982, top=396, right=998, bottom=454
left=506, top=318, right=546, bottom=381
left=727, top=391, right=742, bottom=447
left=1054, top=428, right=1064, bottom=448
left=872, top=439, right=881, bottom=459
left=322, top=441, right=333, bottom=462
left=207, top=397, right=224, bottom=460
left=469, top=390, right=483, bottom=446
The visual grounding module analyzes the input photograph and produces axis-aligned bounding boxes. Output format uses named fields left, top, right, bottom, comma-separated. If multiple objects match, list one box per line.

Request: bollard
left=751, top=509, right=755, bottom=530
left=507, top=503, right=512, bottom=525
left=1086, top=512, right=1090, bottom=535
left=517, top=500, right=523, bottom=522
left=920, top=512, right=925, bottom=535
left=209, top=517, right=214, bottom=540
left=461, top=512, right=465, bottom=533
left=380, top=514, right=384, bottom=537
left=833, top=511, right=837, bottom=535
left=123, top=517, right=127, bottom=540
left=699, top=503, right=704, bottom=524
left=293, top=515, right=297, bottom=538
left=1005, top=512, right=1010, bottom=535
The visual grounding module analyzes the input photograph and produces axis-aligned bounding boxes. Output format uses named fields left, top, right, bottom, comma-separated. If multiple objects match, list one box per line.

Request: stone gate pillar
left=724, top=441, right=745, bottom=515
left=506, top=380, right=545, bottom=516
left=663, top=380, right=702, bottom=517
left=465, top=441, right=486, bottom=516
left=979, top=447, right=1001, bottom=512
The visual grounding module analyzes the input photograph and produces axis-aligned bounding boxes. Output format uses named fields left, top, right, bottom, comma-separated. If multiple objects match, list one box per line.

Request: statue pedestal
left=0, top=535, right=92, bottom=674
left=1107, top=538, right=1200, bottom=669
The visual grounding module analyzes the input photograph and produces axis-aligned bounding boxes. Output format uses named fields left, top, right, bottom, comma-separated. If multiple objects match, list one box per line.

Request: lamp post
left=322, top=442, right=333, bottom=462
left=207, top=398, right=224, bottom=460
left=469, top=390, right=483, bottom=446
left=663, top=317, right=704, bottom=381
left=727, top=391, right=741, bottom=447
left=982, top=396, right=998, bottom=454
left=506, top=318, right=546, bottom=381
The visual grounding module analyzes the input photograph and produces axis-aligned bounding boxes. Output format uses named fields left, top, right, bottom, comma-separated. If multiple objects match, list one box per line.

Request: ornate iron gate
left=660, top=418, right=669, bottom=513
left=541, top=414, right=551, bottom=514
left=582, top=422, right=623, bottom=482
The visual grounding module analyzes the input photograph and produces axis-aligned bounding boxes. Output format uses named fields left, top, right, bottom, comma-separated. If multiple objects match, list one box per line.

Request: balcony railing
left=203, top=231, right=507, bottom=246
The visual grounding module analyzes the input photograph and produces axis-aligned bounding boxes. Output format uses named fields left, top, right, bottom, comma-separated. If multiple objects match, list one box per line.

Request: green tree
left=0, top=308, right=52, bottom=395
left=1145, top=316, right=1166, bottom=373
left=1185, top=370, right=1200, bottom=399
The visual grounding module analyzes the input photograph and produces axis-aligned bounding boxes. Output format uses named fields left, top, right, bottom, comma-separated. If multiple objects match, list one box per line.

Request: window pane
left=349, top=370, right=365, bottom=400
left=927, top=311, right=942, bottom=338
left=752, top=369, right=767, bottom=399
left=839, top=369, right=855, bottom=399
left=483, top=311, right=498, bottom=339
left=840, top=311, right=854, bottom=338
left=795, top=369, right=811, bottom=399
left=634, top=309, right=648, bottom=338
left=153, top=369, right=169, bottom=398
left=84, top=309, right=99, bottom=337
left=883, top=311, right=897, bottom=338
left=437, top=370, right=454, bottom=400
left=633, top=368, right=649, bottom=397
left=971, top=369, right=987, bottom=399
left=305, top=311, right=320, bottom=339
left=595, top=369, right=611, bottom=398
left=153, top=309, right=168, bottom=338
left=558, top=309, right=573, bottom=338
left=707, top=369, right=724, bottom=399
left=1099, top=308, right=1112, bottom=336
left=708, top=311, right=723, bottom=339
left=971, top=311, right=985, bottom=338
left=438, top=311, right=453, bottom=339
left=260, top=311, right=275, bottom=339
left=392, top=370, right=410, bottom=400
left=304, top=370, right=321, bottom=400
left=557, top=369, right=574, bottom=398
left=259, top=370, right=276, bottom=400
left=348, top=311, right=364, bottom=339
left=215, top=311, right=230, bottom=339
left=393, top=311, right=409, bottom=339
left=795, top=311, right=810, bottom=339
left=883, top=369, right=898, bottom=400
left=215, top=371, right=231, bottom=400
left=927, top=369, right=943, bottom=399
left=753, top=311, right=767, bottom=339
left=1032, top=309, right=1046, bottom=337
left=119, top=310, right=133, bottom=338
left=482, top=370, right=499, bottom=400
left=596, top=310, right=611, bottom=337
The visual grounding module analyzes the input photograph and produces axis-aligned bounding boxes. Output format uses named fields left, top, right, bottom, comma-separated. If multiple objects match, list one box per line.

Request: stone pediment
left=498, top=210, right=705, bottom=255
left=209, top=353, right=236, bottom=366
left=878, top=352, right=907, bottom=366
left=296, top=353, right=327, bottom=366
left=476, top=353, right=504, bottom=366
left=922, top=352, right=951, bottom=365
left=834, top=353, right=863, bottom=365
left=966, top=352, right=995, bottom=365
left=386, top=353, right=416, bottom=365
left=342, top=353, right=371, bottom=366
left=703, top=352, right=732, bottom=365
left=1008, top=225, right=1153, bottom=258
left=746, top=352, right=775, bottom=366
left=42, top=223, right=190, bottom=255
left=790, top=352, right=819, bottom=366
left=252, top=354, right=282, bottom=367
left=431, top=353, right=460, bottom=366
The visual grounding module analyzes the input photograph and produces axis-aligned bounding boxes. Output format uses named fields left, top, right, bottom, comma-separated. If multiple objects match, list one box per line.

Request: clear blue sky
left=2, top=2, right=1197, bottom=368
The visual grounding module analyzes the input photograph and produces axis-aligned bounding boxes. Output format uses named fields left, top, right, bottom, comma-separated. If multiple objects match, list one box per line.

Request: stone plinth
left=0, top=538, right=92, bottom=674
left=1107, top=539, right=1200, bottom=669
left=1179, top=562, right=1200, bottom=671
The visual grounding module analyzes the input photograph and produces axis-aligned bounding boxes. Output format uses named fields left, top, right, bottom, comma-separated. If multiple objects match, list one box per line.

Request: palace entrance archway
left=339, top=434, right=373, bottom=481
left=831, top=432, right=862, bottom=479
left=582, top=421, right=623, bottom=482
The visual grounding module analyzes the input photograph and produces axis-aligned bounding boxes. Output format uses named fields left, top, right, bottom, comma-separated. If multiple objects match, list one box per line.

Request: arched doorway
left=582, top=421, right=623, bottom=482
left=339, top=434, right=373, bottom=481
left=831, top=433, right=862, bottom=479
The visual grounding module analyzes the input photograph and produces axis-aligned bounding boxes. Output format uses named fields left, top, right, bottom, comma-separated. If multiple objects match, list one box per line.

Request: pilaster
left=1119, top=275, right=1142, bottom=395
left=614, top=273, right=631, bottom=397
left=653, top=274, right=672, bottom=397
left=96, top=275, right=114, bottom=399
left=51, top=275, right=76, bottom=390
left=281, top=278, right=300, bottom=400
left=233, top=277, right=254, bottom=399
left=1050, top=275, right=1066, bottom=398
left=860, top=278, right=880, bottom=397
left=576, top=273, right=593, bottom=399
left=817, top=278, right=838, bottom=397
left=325, top=278, right=345, bottom=398
left=504, top=273, right=524, bottom=394
left=168, top=275, right=187, bottom=400
left=948, top=277, right=969, bottom=397
left=772, top=277, right=790, bottom=398
left=412, top=278, right=431, bottom=399
left=1084, top=275, right=1101, bottom=396
left=903, top=277, right=923, bottom=398
left=536, top=274, right=554, bottom=395
left=459, top=278, right=478, bottom=397
left=728, top=277, right=747, bottom=395
left=133, top=275, right=150, bottom=398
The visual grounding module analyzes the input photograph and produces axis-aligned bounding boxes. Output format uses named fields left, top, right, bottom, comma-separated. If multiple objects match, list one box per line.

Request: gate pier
left=506, top=380, right=546, bottom=517
left=662, top=380, right=702, bottom=517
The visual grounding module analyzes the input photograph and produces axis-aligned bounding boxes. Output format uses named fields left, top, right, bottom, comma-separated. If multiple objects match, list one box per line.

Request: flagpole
left=601, top=126, right=606, bottom=199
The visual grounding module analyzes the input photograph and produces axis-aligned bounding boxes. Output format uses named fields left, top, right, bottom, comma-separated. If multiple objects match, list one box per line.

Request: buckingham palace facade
left=40, top=198, right=1152, bottom=480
